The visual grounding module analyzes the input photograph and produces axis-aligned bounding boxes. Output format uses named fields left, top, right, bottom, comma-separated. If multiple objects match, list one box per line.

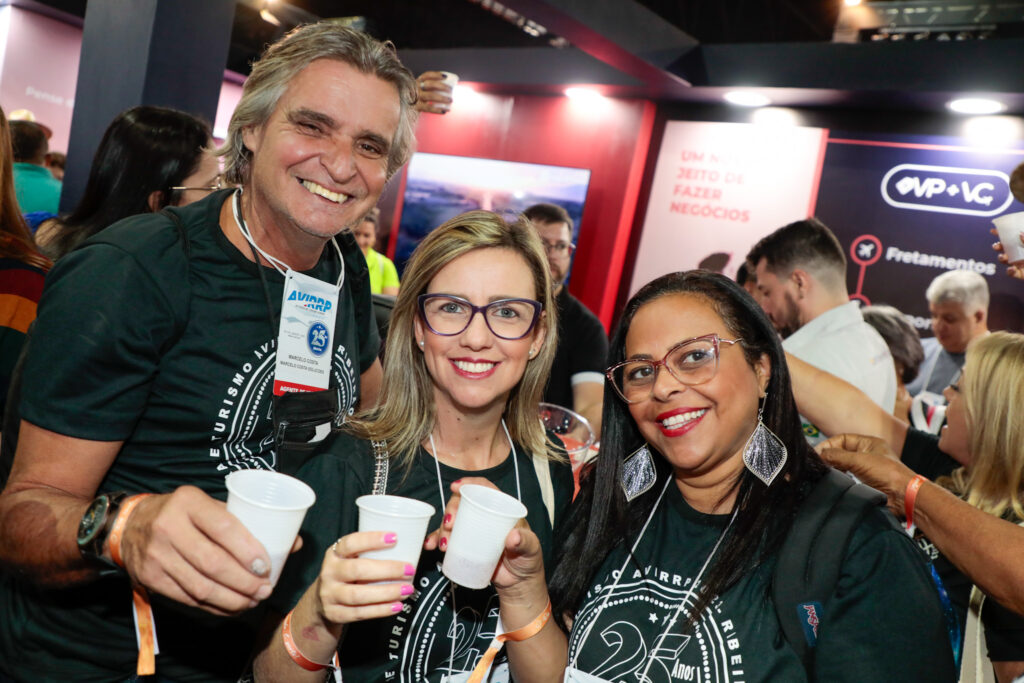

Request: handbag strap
left=531, top=454, right=555, bottom=527
left=371, top=440, right=389, bottom=495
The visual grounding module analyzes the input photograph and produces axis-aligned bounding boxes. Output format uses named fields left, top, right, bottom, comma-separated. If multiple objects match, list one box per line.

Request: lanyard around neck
left=231, top=188, right=345, bottom=288
left=569, top=477, right=737, bottom=674
left=429, top=418, right=521, bottom=681
left=428, top=419, right=521, bottom=513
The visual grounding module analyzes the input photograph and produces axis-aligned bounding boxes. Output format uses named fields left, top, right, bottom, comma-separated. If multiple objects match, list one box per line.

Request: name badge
left=274, top=269, right=339, bottom=395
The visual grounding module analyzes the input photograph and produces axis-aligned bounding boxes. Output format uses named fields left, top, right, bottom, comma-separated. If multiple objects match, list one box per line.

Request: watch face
left=77, top=495, right=109, bottom=547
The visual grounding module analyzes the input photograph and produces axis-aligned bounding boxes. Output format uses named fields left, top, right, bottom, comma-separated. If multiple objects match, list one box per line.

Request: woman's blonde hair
left=348, top=210, right=560, bottom=470
left=944, top=331, right=1024, bottom=520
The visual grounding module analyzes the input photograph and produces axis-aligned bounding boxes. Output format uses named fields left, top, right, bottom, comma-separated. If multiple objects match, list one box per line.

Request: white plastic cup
left=225, top=470, right=316, bottom=586
left=356, top=495, right=435, bottom=570
left=993, top=212, right=1024, bottom=263
left=439, top=71, right=459, bottom=88
left=441, top=485, right=527, bottom=589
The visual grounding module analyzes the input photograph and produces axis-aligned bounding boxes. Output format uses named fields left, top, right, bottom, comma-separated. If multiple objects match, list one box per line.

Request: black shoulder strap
left=772, top=468, right=886, bottom=672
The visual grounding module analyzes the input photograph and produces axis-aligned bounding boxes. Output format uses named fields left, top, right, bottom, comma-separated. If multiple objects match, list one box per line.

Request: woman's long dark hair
left=47, top=106, right=210, bottom=259
left=549, top=270, right=827, bottom=630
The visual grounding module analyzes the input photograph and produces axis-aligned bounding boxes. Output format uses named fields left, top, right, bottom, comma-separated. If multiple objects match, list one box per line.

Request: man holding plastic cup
left=0, top=24, right=418, bottom=681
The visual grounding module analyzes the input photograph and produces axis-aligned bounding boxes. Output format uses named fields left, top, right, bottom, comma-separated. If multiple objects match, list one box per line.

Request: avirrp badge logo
left=880, top=164, right=1012, bottom=217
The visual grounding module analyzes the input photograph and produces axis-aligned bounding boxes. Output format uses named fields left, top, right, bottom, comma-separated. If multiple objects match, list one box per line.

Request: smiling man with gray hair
left=0, top=24, right=417, bottom=681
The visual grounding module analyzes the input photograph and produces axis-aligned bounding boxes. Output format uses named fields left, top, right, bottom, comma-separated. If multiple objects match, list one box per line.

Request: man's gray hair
left=925, top=269, right=989, bottom=313
left=218, top=23, right=418, bottom=185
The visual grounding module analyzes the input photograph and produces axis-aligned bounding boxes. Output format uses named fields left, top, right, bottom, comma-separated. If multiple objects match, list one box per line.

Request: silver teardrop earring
left=742, top=392, right=787, bottom=486
left=621, top=443, right=657, bottom=502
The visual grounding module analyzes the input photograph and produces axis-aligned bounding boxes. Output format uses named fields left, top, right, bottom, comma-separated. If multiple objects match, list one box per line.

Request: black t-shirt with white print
left=566, top=480, right=956, bottom=683
left=272, top=431, right=574, bottom=682
left=0, top=190, right=379, bottom=682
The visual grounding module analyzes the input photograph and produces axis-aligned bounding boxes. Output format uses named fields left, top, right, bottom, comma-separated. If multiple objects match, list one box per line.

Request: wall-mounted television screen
left=394, top=153, right=592, bottom=273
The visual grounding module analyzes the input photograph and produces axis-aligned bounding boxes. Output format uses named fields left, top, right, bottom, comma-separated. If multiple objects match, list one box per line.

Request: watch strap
left=77, top=492, right=127, bottom=564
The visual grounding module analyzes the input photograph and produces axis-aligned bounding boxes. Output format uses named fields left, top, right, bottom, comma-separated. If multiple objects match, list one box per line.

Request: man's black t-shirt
left=544, top=287, right=608, bottom=409
left=0, top=190, right=379, bottom=682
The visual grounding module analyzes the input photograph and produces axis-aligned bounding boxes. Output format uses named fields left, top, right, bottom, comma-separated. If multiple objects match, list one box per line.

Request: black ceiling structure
left=25, top=0, right=1024, bottom=113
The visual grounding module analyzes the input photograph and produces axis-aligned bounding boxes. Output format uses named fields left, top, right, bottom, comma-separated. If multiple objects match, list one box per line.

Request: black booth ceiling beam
left=496, top=0, right=698, bottom=95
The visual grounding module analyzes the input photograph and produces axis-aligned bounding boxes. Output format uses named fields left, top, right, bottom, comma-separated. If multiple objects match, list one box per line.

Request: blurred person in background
left=524, top=202, right=608, bottom=436
left=10, top=119, right=61, bottom=216
left=862, top=304, right=925, bottom=421
left=748, top=217, right=896, bottom=444
left=907, top=270, right=989, bottom=399
left=44, top=150, right=65, bottom=181
left=354, top=207, right=400, bottom=295
left=0, top=107, right=50, bottom=430
left=34, top=106, right=219, bottom=260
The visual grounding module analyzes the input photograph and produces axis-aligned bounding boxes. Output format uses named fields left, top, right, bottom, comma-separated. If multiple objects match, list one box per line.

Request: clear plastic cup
left=225, top=470, right=316, bottom=585
left=356, top=495, right=435, bottom=570
left=442, top=485, right=527, bottom=590
left=993, top=211, right=1024, bottom=263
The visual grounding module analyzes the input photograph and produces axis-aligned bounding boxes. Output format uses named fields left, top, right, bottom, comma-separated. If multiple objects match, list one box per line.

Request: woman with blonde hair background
left=790, top=331, right=1024, bottom=682
left=255, top=210, right=573, bottom=681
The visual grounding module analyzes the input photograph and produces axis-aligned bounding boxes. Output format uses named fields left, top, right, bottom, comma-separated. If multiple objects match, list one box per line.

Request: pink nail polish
left=443, top=514, right=452, bottom=525
left=439, top=537, right=448, bottom=551
left=404, top=564, right=415, bottom=576
left=391, top=602, right=403, bottom=613
left=384, top=533, right=398, bottom=544
left=401, top=584, right=414, bottom=596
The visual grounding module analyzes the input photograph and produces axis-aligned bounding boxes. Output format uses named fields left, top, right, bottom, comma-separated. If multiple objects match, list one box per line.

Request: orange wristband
left=108, top=494, right=152, bottom=569
left=904, top=475, right=927, bottom=532
left=282, top=609, right=333, bottom=672
left=468, top=599, right=552, bottom=683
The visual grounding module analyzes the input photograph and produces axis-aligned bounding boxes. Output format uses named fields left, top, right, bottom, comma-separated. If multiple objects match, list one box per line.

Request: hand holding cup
left=414, top=70, right=456, bottom=115
left=314, top=532, right=419, bottom=627
left=438, top=483, right=528, bottom=590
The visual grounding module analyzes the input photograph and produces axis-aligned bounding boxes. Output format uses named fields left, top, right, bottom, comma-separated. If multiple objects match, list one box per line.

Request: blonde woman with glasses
left=254, top=210, right=573, bottom=682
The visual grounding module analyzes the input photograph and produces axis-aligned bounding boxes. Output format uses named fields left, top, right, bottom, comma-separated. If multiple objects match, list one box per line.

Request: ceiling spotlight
left=724, top=91, right=771, bottom=107
left=947, top=98, right=1007, bottom=115
left=565, top=87, right=605, bottom=103
left=259, top=8, right=281, bottom=26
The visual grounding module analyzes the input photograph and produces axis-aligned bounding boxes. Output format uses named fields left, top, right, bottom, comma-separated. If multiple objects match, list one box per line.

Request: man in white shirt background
left=748, top=217, right=896, bottom=443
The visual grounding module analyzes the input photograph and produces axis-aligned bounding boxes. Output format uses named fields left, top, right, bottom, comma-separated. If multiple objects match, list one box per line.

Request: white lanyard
left=567, top=477, right=737, bottom=681
left=232, top=189, right=345, bottom=288
left=429, top=419, right=521, bottom=682
left=232, top=189, right=344, bottom=395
